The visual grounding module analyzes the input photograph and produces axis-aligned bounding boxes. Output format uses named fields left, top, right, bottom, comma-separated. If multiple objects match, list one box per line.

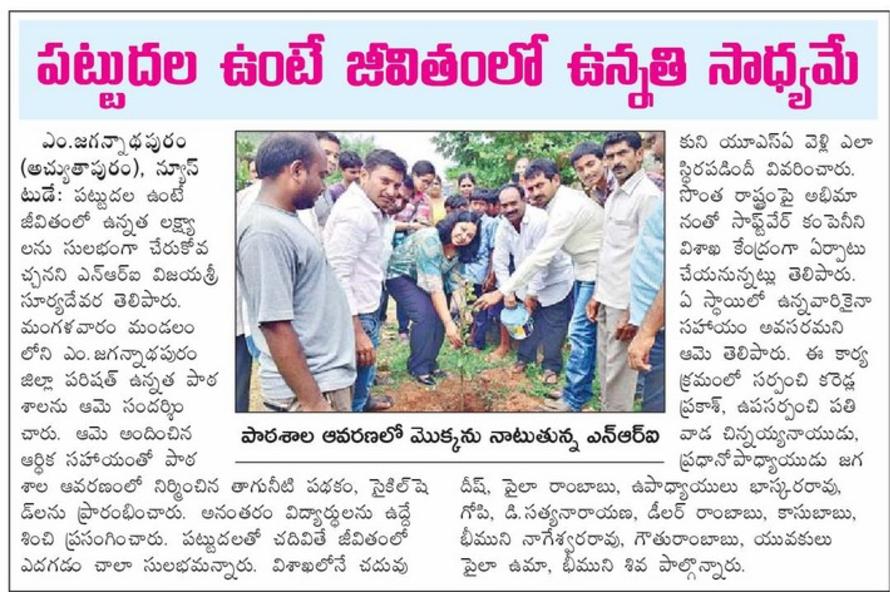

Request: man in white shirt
left=324, top=149, right=406, bottom=412
left=493, top=183, right=574, bottom=384
left=586, top=132, right=662, bottom=411
left=477, top=159, right=604, bottom=411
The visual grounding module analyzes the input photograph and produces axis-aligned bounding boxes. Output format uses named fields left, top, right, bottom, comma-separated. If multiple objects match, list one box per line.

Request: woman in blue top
left=386, top=211, right=481, bottom=385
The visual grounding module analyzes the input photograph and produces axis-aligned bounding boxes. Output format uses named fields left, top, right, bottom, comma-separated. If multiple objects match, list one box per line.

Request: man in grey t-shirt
left=237, top=132, right=356, bottom=412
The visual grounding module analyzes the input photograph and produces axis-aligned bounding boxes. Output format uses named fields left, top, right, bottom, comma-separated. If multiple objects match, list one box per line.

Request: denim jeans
left=235, top=335, right=252, bottom=412
left=640, top=330, right=665, bottom=412
left=561, top=280, right=598, bottom=411
left=352, top=312, right=381, bottom=412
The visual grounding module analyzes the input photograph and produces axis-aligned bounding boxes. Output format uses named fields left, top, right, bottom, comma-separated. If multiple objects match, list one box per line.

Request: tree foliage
left=341, top=133, right=378, bottom=162
left=235, top=135, right=257, bottom=191
left=432, top=131, right=605, bottom=189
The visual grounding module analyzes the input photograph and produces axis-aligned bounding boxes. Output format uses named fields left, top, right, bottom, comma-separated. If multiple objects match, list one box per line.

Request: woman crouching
left=386, top=211, right=481, bottom=385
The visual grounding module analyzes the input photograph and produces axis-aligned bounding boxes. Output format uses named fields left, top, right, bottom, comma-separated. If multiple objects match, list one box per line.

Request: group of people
left=236, top=131, right=665, bottom=413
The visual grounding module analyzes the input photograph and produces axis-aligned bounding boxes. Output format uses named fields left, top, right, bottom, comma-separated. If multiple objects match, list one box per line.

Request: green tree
left=340, top=133, right=377, bottom=161
left=432, top=131, right=605, bottom=189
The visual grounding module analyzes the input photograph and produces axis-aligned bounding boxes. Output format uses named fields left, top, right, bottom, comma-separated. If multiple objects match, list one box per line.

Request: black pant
left=385, top=276, right=444, bottom=376
left=516, top=292, right=572, bottom=374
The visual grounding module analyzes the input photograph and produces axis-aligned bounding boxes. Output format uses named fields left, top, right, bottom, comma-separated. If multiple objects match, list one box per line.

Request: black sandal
left=414, top=374, right=436, bottom=386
